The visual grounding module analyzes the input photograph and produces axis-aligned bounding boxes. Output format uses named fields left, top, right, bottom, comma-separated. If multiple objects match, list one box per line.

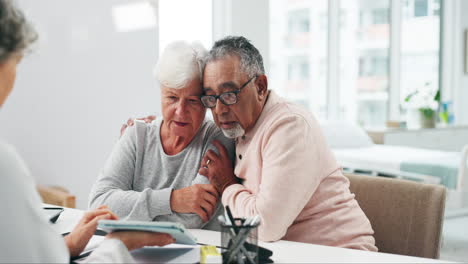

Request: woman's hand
left=64, top=205, right=118, bottom=257
left=106, top=231, right=175, bottom=251
left=170, top=184, right=219, bottom=222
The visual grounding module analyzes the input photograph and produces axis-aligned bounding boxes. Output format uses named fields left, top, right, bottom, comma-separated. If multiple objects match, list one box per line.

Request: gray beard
left=221, top=123, right=245, bottom=139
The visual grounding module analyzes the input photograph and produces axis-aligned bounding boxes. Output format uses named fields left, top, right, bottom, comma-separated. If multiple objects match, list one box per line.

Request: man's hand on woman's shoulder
left=120, top=115, right=156, bottom=137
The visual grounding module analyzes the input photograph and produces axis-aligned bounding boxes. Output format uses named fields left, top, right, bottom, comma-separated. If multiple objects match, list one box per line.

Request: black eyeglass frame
left=200, top=75, right=257, bottom=108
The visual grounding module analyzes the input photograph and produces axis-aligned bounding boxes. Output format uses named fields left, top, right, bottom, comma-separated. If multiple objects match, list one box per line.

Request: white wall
left=459, top=0, right=468, bottom=125
left=213, top=0, right=270, bottom=74
left=231, top=0, right=270, bottom=74
left=0, top=0, right=161, bottom=209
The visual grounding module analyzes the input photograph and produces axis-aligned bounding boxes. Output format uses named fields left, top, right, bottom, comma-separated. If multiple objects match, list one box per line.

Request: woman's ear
left=256, top=75, right=268, bottom=100
left=0, top=56, right=19, bottom=107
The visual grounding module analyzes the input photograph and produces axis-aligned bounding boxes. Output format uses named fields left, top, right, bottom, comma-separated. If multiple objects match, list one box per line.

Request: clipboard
left=98, top=220, right=198, bottom=245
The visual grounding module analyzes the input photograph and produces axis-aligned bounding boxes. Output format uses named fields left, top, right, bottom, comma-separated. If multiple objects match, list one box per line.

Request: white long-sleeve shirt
left=0, top=140, right=134, bottom=263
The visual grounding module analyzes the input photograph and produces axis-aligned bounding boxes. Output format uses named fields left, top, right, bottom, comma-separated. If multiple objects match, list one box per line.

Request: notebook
left=98, top=220, right=197, bottom=245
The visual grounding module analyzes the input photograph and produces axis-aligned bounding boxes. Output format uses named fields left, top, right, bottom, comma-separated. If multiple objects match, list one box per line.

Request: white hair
left=221, top=123, right=245, bottom=138
left=154, top=41, right=207, bottom=89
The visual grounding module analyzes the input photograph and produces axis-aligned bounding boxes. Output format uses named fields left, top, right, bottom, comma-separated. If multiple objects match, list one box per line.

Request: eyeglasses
left=200, top=76, right=257, bottom=108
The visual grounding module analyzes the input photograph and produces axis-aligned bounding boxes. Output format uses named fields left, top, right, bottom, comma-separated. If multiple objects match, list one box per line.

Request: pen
left=226, top=230, right=253, bottom=264
left=248, top=215, right=260, bottom=226
left=225, top=206, right=239, bottom=233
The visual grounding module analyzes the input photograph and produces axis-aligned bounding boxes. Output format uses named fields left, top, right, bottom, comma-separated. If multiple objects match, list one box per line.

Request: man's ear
left=256, top=74, right=268, bottom=100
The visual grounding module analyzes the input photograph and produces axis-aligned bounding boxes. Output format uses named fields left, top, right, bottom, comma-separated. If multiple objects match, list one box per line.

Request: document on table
left=131, top=244, right=200, bottom=263
left=73, top=235, right=106, bottom=263
left=77, top=237, right=200, bottom=263
left=82, top=235, right=106, bottom=255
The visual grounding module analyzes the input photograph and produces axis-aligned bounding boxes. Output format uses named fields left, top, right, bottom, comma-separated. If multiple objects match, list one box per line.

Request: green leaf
left=419, top=108, right=434, bottom=119
left=405, top=91, right=418, bottom=102
left=434, top=90, right=440, bottom=102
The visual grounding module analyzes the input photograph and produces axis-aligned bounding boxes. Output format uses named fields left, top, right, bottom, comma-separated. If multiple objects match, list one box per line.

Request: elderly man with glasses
left=196, top=36, right=377, bottom=251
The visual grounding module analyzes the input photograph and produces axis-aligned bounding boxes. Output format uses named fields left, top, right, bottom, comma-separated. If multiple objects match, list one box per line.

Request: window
left=286, top=9, right=312, bottom=49
left=372, top=56, right=389, bottom=76
left=432, top=0, right=441, bottom=16
left=288, top=9, right=310, bottom=34
left=320, top=13, right=328, bottom=31
left=270, top=0, right=328, bottom=119
left=340, top=0, right=390, bottom=128
left=340, top=9, right=347, bottom=27
left=414, top=0, right=428, bottom=17
left=403, top=0, right=439, bottom=19
left=372, top=8, right=389, bottom=25
left=270, top=0, right=443, bottom=128
left=401, top=0, right=440, bottom=114
left=288, top=57, right=310, bottom=81
left=359, top=55, right=389, bottom=77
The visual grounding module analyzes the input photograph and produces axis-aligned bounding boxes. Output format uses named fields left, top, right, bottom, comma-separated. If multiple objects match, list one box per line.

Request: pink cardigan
left=222, top=91, right=377, bottom=251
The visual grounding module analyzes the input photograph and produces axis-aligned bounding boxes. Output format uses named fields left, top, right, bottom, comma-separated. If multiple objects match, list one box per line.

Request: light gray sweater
left=88, top=118, right=235, bottom=229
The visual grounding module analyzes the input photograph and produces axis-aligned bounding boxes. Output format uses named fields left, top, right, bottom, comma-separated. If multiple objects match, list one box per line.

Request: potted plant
left=404, top=82, right=439, bottom=129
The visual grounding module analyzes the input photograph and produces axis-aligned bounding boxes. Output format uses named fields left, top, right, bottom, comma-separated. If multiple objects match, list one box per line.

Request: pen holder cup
left=221, top=218, right=259, bottom=264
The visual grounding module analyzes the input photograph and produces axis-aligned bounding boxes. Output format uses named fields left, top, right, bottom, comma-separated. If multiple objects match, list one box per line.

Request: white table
left=51, top=206, right=451, bottom=263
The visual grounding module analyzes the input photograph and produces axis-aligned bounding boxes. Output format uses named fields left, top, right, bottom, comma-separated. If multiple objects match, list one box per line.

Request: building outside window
left=269, top=0, right=441, bottom=128
left=270, top=0, right=328, bottom=119
left=401, top=0, right=440, bottom=118
left=372, top=8, right=389, bottom=24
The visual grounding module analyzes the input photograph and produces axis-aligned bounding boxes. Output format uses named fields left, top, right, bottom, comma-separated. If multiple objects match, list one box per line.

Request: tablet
left=98, top=220, right=198, bottom=245
left=43, top=207, right=64, bottom=223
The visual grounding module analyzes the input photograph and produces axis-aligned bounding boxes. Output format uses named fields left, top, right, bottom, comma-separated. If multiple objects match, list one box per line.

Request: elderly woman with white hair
left=88, top=41, right=235, bottom=229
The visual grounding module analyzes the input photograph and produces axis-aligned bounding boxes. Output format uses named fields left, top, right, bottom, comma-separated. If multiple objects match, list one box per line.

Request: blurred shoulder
left=0, top=140, right=25, bottom=169
left=0, top=140, right=33, bottom=187
left=0, top=140, right=16, bottom=158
